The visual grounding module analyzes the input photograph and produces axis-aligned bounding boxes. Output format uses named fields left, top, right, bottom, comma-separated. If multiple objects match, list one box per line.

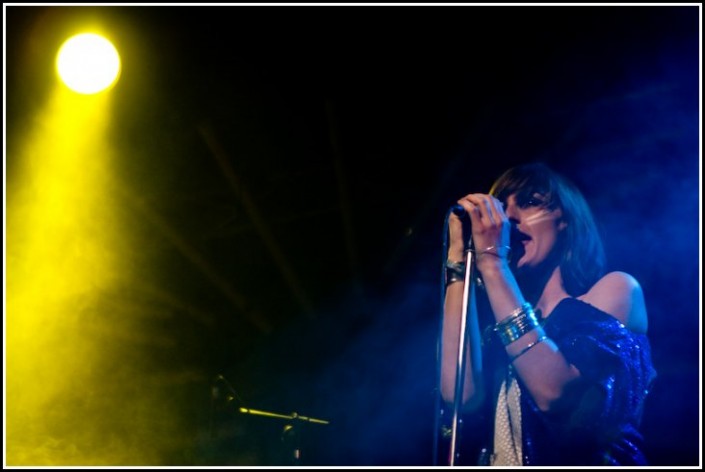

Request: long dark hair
left=489, top=162, right=606, bottom=297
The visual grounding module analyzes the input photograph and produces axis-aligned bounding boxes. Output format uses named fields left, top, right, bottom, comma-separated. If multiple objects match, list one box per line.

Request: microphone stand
left=447, top=245, right=475, bottom=466
left=213, top=374, right=330, bottom=465
left=237, top=406, right=330, bottom=426
left=433, top=209, right=474, bottom=466
left=238, top=406, right=330, bottom=465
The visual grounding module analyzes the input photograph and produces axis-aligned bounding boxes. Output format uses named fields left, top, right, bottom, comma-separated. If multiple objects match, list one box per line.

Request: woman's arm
left=440, top=278, right=485, bottom=410
left=439, top=212, right=485, bottom=410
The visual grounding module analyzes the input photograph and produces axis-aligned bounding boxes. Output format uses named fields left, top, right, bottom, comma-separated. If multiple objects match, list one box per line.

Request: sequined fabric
left=479, top=297, right=657, bottom=466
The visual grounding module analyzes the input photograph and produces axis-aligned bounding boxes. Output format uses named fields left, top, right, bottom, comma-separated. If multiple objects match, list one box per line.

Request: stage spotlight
left=56, top=33, right=121, bottom=94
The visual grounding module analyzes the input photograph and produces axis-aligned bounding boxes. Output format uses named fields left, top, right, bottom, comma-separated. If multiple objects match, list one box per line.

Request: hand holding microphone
left=447, top=202, right=472, bottom=260
left=449, top=194, right=510, bottom=261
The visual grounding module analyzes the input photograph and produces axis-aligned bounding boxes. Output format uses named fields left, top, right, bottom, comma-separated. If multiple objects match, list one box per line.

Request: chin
left=515, top=254, right=533, bottom=269
left=514, top=258, right=544, bottom=278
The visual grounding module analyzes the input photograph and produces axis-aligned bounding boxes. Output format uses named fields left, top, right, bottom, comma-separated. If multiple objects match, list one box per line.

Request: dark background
left=5, top=4, right=700, bottom=466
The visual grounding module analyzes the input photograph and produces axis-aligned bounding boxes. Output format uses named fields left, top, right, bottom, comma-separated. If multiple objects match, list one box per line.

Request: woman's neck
left=517, top=264, right=570, bottom=320
left=534, top=267, right=570, bottom=319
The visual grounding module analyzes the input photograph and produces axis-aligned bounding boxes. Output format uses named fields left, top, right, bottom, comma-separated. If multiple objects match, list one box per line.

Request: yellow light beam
left=7, top=42, right=178, bottom=464
left=6, top=86, right=127, bottom=465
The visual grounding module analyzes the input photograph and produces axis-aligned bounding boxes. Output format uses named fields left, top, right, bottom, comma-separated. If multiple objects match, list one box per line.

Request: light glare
left=56, top=33, right=121, bottom=94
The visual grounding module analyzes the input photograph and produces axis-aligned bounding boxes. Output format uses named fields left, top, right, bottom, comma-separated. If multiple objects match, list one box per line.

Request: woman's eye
left=517, top=194, right=547, bottom=208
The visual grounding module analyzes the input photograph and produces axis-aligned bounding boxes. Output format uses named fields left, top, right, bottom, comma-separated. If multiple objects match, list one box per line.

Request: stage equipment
left=433, top=206, right=475, bottom=466
left=213, top=374, right=329, bottom=465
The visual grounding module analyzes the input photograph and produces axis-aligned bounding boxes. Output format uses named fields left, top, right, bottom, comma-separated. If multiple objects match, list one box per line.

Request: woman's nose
left=504, top=204, right=520, bottom=223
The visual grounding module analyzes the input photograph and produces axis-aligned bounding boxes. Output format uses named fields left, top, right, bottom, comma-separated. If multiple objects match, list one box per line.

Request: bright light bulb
left=57, top=33, right=121, bottom=94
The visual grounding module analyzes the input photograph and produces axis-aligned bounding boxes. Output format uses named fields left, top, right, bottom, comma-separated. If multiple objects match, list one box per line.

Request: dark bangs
left=489, top=163, right=561, bottom=210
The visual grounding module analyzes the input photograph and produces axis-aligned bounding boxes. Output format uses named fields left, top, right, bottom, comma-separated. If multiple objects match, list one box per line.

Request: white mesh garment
left=491, top=369, right=523, bottom=466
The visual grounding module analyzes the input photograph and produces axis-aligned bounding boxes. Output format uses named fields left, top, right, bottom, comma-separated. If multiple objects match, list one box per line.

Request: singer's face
left=504, top=192, right=566, bottom=269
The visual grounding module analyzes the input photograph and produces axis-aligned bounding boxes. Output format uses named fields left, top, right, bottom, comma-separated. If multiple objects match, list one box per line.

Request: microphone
left=451, top=204, right=466, bottom=216
left=448, top=204, right=473, bottom=250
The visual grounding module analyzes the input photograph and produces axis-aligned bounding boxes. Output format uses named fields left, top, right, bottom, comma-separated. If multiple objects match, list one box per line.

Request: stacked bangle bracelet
left=493, top=302, right=540, bottom=345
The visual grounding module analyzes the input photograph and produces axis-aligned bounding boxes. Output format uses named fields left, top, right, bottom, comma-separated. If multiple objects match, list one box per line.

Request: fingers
left=457, top=194, right=505, bottom=225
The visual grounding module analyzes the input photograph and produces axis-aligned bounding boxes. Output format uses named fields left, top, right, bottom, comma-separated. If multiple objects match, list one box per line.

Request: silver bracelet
left=474, top=245, right=512, bottom=261
left=445, top=260, right=465, bottom=286
left=508, top=334, right=547, bottom=362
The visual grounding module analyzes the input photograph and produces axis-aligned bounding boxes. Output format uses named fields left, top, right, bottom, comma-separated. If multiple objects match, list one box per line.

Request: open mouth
left=510, top=227, right=530, bottom=260
left=511, top=227, right=531, bottom=245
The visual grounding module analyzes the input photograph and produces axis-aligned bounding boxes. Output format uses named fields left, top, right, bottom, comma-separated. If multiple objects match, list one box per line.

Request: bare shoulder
left=578, top=271, right=648, bottom=334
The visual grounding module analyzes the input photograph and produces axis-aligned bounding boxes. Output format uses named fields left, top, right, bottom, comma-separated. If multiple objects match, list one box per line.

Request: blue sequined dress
left=470, top=297, right=657, bottom=466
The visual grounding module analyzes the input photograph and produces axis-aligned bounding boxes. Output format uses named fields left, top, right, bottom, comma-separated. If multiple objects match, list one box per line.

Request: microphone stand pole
left=447, top=244, right=475, bottom=467
left=238, top=406, right=330, bottom=425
